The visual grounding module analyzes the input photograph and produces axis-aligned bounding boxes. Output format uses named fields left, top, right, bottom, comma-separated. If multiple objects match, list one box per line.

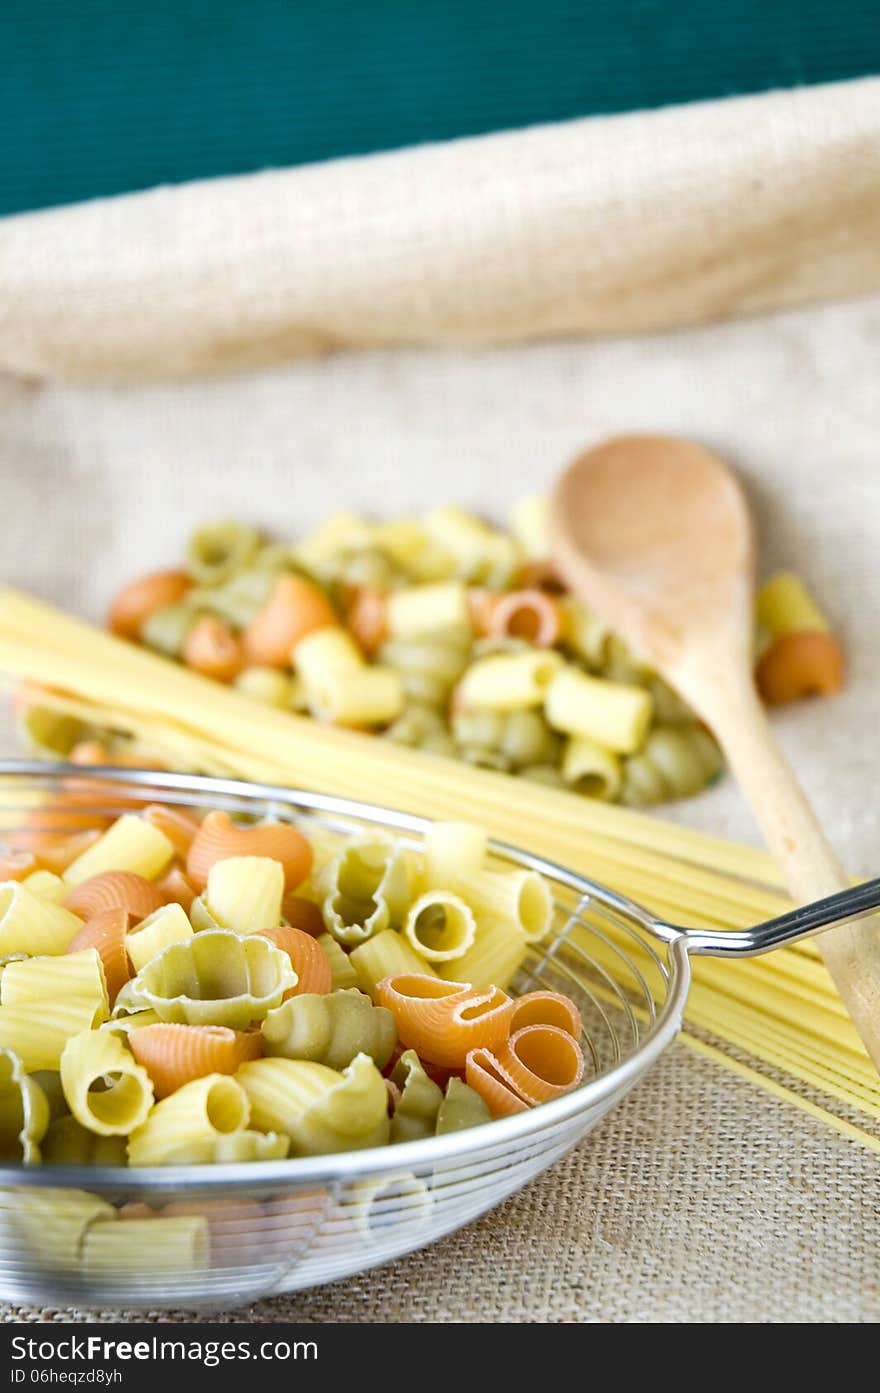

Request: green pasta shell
left=184, top=520, right=261, bottom=585
left=389, top=1049, right=443, bottom=1143
left=321, top=839, right=412, bottom=947
left=262, top=989, right=398, bottom=1072
left=131, top=929, right=297, bottom=1029
left=435, top=1077, right=491, bottom=1135
left=0, top=1047, right=50, bottom=1163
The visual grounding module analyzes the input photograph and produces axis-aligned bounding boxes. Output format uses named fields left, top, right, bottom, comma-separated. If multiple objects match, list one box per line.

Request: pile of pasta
left=0, top=797, right=584, bottom=1173
left=93, top=503, right=841, bottom=811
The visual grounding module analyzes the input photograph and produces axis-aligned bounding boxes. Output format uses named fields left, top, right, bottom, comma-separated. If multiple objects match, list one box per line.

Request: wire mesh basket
left=0, top=763, right=696, bottom=1309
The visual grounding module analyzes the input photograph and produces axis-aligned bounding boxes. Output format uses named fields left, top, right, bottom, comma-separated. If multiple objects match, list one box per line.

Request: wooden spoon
left=549, top=433, right=880, bottom=1068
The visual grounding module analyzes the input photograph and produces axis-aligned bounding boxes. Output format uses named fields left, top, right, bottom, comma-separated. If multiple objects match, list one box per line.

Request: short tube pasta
left=0, top=1187, right=115, bottom=1271
left=439, top=916, right=527, bottom=991
left=348, top=930, right=438, bottom=996
left=83, top=1214, right=210, bottom=1277
left=309, top=665, right=405, bottom=727
left=386, top=582, right=469, bottom=639
left=756, top=571, right=829, bottom=638
left=1, top=948, right=108, bottom=1015
left=509, top=494, right=549, bottom=559
left=63, top=814, right=175, bottom=887
left=60, top=1028, right=154, bottom=1136
left=544, top=667, right=653, bottom=753
left=450, top=866, right=553, bottom=942
left=561, top=735, right=622, bottom=801
left=0, top=999, right=107, bottom=1071
left=126, top=903, right=194, bottom=974
left=293, top=627, right=364, bottom=692
left=403, top=892, right=476, bottom=962
left=423, top=821, right=487, bottom=888
left=0, top=882, right=83, bottom=955
left=127, top=1073, right=250, bottom=1166
left=206, top=855, right=284, bottom=934
left=455, top=650, right=563, bottom=711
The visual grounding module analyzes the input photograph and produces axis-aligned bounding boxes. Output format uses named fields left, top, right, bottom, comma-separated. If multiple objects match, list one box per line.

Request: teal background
left=2, top=1, right=878, bottom=217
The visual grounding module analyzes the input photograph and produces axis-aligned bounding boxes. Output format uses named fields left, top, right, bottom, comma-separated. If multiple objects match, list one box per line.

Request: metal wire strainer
left=0, top=762, right=877, bottom=1311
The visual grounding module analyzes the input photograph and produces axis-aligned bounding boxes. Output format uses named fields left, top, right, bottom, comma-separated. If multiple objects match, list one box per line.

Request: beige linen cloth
left=1, top=78, right=880, bottom=1322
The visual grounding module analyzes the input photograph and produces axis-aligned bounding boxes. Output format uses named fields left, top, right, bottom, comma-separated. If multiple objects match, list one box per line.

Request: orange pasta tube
left=108, top=569, right=192, bottom=639
left=488, top=590, right=561, bottom=647
left=156, top=866, right=197, bottom=913
left=183, top=615, right=244, bottom=682
left=64, top=871, right=166, bottom=923
left=243, top=575, right=338, bottom=667
left=186, top=811, right=313, bottom=890
left=128, top=1023, right=262, bottom=1098
left=465, top=1049, right=528, bottom=1118
left=492, top=1025, right=584, bottom=1102
left=66, top=907, right=132, bottom=1004
left=143, top=804, right=203, bottom=858
left=755, top=631, right=845, bottom=706
left=258, top=925, right=332, bottom=996
left=374, top=974, right=512, bottom=1069
left=507, top=990, right=581, bottom=1039
left=346, top=588, right=389, bottom=656
left=282, top=894, right=325, bottom=937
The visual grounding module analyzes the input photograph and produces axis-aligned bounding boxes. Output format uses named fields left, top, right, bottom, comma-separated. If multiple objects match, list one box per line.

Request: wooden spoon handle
left=700, top=672, right=880, bottom=1067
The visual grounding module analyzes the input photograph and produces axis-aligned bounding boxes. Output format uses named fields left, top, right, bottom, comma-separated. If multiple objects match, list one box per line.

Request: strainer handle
left=681, top=875, right=880, bottom=958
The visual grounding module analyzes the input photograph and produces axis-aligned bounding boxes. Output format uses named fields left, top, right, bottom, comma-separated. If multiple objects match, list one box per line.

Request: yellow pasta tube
left=294, top=627, right=363, bottom=688
left=544, top=667, right=653, bottom=753
left=1, top=947, right=108, bottom=1013
left=126, top=903, right=193, bottom=974
left=0, top=1000, right=106, bottom=1070
left=439, top=916, right=528, bottom=991
left=425, top=507, right=519, bottom=583
left=206, top=855, right=284, bottom=934
left=558, top=597, right=612, bottom=669
left=61, top=1028, right=154, bottom=1137
left=387, top=582, right=469, bottom=639
left=451, top=867, right=553, bottom=942
left=561, top=735, right=622, bottom=801
left=0, top=1187, right=114, bottom=1272
left=310, top=666, right=405, bottom=727
left=127, top=1073, right=249, bottom=1166
left=456, top=650, right=563, bottom=711
left=349, top=929, right=437, bottom=995
left=63, top=814, right=175, bottom=886
left=234, top=666, right=295, bottom=707
left=509, top=494, right=549, bottom=559
left=0, top=882, right=83, bottom=956
left=756, top=571, right=830, bottom=638
left=318, top=933, right=359, bottom=990
left=403, top=892, right=477, bottom=962
left=20, top=870, right=66, bottom=903
left=82, top=1216, right=209, bottom=1277
left=423, top=820, right=487, bottom=889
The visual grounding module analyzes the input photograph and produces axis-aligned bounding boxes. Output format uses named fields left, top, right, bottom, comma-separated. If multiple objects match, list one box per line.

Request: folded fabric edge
left=1, top=76, right=879, bottom=382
